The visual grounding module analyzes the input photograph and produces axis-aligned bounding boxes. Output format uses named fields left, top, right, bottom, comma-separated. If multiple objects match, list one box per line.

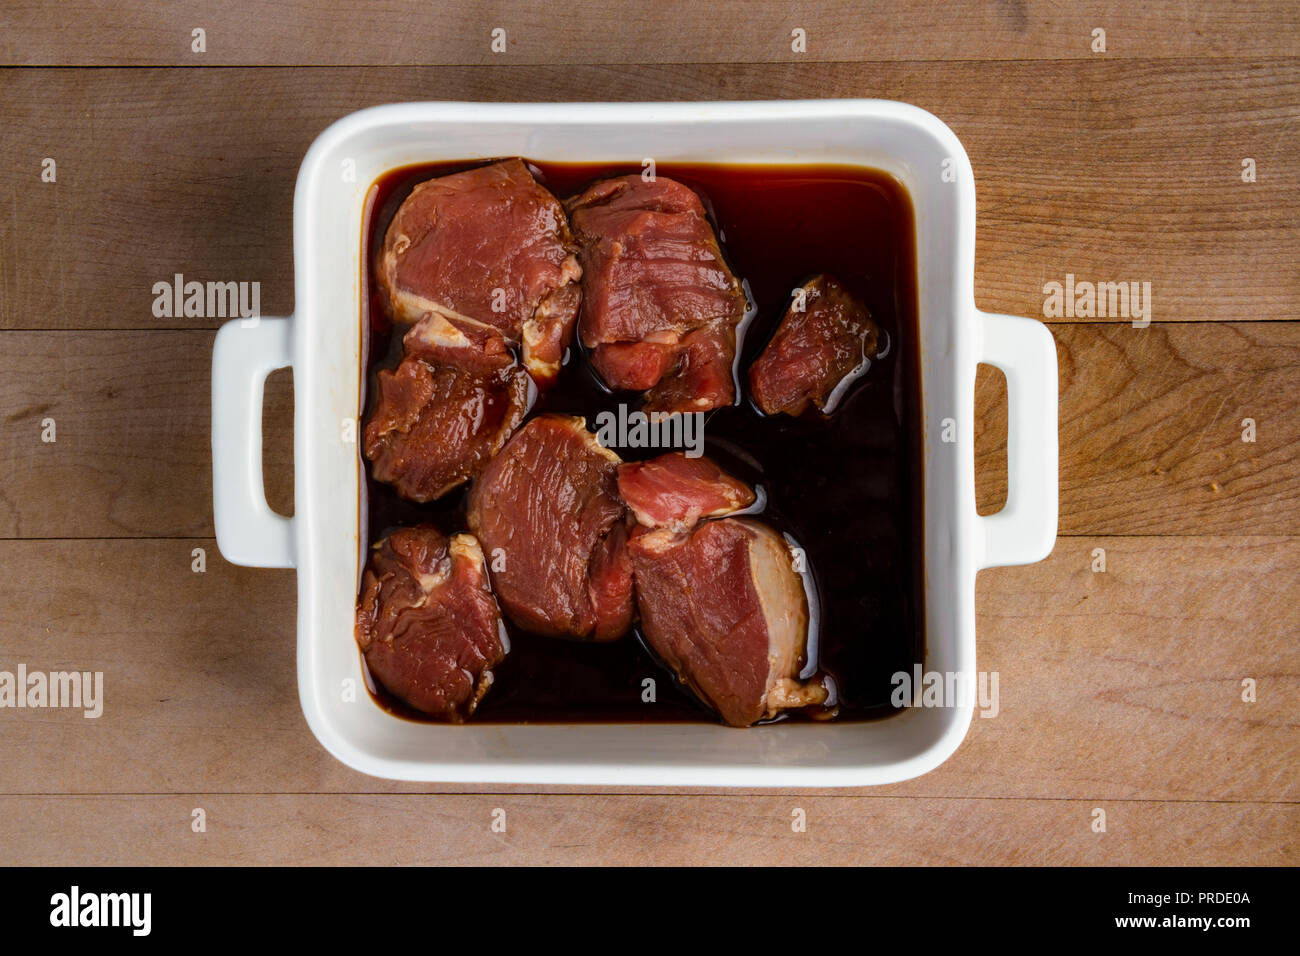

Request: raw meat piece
left=402, top=309, right=515, bottom=375
left=588, top=339, right=677, bottom=393
left=355, top=527, right=507, bottom=721
left=467, top=414, right=633, bottom=640
left=377, top=158, right=582, bottom=386
left=585, top=518, right=636, bottom=642
left=617, top=451, right=755, bottom=533
left=748, top=274, right=880, bottom=416
left=566, top=175, right=746, bottom=412
left=641, top=322, right=737, bottom=414
left=363, top=354, right=528, bottom=502
left=628, top=517, right=826, bottom=727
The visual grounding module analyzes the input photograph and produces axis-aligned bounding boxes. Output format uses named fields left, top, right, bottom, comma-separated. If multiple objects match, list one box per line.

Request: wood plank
left=0, top=794, right=1292, bottom=865
left=0, top=332, right=293, bottom=538
left=3, top=1, right=1297, bottom=66
left=975, top=323, right=1300, bottom=535
left=971, top=537, right=1300, bottom=803
left=1, top=61, right=1296, bottom=331
left=0, top=537, right=1293, bottom=802
left=4, top=322, right=1296, bottom=538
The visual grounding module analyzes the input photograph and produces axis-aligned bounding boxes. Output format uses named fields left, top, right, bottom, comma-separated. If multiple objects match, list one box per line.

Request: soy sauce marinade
left=360, top=160, right=923, bottom=724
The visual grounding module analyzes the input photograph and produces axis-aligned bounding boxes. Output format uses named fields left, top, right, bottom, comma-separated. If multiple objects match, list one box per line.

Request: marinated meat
left=364, top=354, right=528, bottom=503
left=566, top=176, right=740, bottom=343
left=588, top=339, right=677, bottom=393
left=585, top=518, right=637, bottom=641
left=377, top=158, right=582, bottom=386
left=566, top=175, right=746, bottom=413
left=749, top=274, right=880, bottom=416
left=617, top=451, right=755, bottom=533
left=640, top=322, right=737, bottom=414
left=355, top=527, right=507, bottom=721
left=467, top=414, right=633, bottom=640
left=629, top=518, right=826, bottom=727
left=621, top=455, right=823, bottom=726
left=402, top=309, right=515, bottom=375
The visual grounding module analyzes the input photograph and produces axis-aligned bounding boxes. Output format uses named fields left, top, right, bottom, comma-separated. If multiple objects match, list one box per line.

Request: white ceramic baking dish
left=211, top=100, right=1057, bottom=786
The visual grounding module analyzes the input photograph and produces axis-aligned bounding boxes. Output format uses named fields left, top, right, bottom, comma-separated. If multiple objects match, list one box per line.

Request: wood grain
left=1, top=794, right=1293, bottom=865
left=973, top=538, right=1299, bottom=803
left=975, top=323, right=1300, bottom=535
left=0, top=537, right=1293, bottom=802
left=1, top=60, right=1296, bottom=331
left=0, top=332, right=292, bottom=537
left=3, top=1, right=1298, bottom=66
left=3, top=324, right=1296, bottom=539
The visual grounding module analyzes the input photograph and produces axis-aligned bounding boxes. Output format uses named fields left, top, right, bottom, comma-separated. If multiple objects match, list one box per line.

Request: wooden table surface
left=1, top=1, right=1296, bottom=865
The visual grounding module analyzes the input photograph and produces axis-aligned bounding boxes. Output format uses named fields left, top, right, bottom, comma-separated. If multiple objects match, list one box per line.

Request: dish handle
left=976, top=311, right=1059, bottom=569
left=211, top=316, right=296, bottom=568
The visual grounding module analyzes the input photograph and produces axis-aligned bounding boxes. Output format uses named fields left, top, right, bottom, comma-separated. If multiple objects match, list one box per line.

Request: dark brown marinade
left=359, top=159, right=923, bottom=725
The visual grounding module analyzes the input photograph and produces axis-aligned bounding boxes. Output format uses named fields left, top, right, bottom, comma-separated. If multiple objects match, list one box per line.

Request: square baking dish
left=211, top=100, right=1058, bottom=786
